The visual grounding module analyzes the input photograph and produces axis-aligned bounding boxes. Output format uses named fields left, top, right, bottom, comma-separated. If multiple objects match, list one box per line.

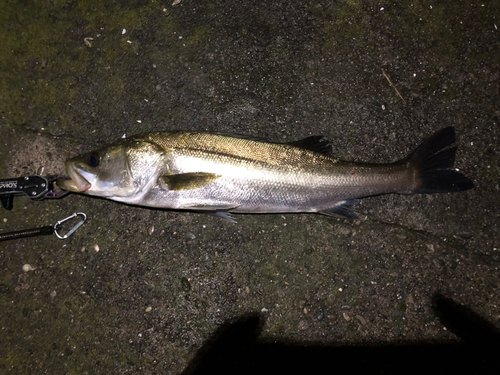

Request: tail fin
left=405, top=127, right=474, bottom=194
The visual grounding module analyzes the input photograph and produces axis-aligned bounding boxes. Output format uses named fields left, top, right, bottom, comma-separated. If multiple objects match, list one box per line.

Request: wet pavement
left=1, top=1, right=499, bottom=373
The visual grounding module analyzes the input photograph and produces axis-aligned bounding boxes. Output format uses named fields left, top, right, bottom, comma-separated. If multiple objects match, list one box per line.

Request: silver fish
left=57, top=127, right=473, bottom=222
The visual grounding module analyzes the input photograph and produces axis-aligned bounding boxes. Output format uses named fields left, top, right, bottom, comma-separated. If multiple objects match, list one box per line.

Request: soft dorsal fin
left=287, top=136, right=332, bottom=154
left=215, top=132, right=333, bottom=154
left=212, top=132, right=270, bottom=143
left=159, top=172, right=221, bottom=191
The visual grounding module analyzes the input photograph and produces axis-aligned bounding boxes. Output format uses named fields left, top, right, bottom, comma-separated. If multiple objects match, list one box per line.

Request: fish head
left=58, top=139, right=165, bottom=198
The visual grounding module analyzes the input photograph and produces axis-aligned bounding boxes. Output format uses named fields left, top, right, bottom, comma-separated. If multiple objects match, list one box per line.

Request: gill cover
left=59, top=140, right=165, bottom=198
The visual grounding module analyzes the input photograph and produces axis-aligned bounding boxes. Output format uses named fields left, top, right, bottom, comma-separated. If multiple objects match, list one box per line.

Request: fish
left=57, top=127, right=473, bottom=222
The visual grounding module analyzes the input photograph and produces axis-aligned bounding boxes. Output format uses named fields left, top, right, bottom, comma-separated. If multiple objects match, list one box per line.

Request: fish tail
left=404, top=127, right=474, bottom=194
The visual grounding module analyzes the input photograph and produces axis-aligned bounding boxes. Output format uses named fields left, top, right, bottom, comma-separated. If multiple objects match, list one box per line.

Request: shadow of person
left=182, top=294, right=500, bottom=375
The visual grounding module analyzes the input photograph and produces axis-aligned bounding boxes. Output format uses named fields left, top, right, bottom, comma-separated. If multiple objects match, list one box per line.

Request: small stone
left=186, top=232, right=196, bottom=239
left=355, top=315, right=367, bottom=325
left=83, top=37, right=93, bottom=47
left=172, top=0, right=181, bottom=5
left=94, top=244, right=100, bottom=252
left=244, top=286, right=250, bottom=294
left=145, top=306, right=152, bottom=312
left=148, top=226, right=154, bottom=235
left=343, top=312, right=351, bottom=322
left=303, top=307, right=309, bottom=315
left=22, top=264, right=34, bottom=272
left=50, top=290, right=57, bottom=298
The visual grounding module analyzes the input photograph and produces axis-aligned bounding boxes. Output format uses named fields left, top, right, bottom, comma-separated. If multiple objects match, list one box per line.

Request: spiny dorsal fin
left=287, top=136, right=332, bottom=154
left=159, top=172, right=221, bottom=191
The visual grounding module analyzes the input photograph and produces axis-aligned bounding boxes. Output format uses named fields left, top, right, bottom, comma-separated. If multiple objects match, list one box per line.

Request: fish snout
left=56, top=162, right=91, bottom=192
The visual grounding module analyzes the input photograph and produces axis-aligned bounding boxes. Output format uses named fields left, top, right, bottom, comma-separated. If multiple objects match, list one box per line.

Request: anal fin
left=189, top=204, right=240, bottom=223
left=207, top=212, right=237, bottom=223
left=318, top=199, right=359, bottom=220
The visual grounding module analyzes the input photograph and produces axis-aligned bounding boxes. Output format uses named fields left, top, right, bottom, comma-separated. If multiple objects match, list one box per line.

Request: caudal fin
left=405, top=127, right=474, bottom=194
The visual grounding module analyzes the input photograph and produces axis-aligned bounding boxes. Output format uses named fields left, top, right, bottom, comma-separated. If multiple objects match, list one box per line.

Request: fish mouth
left=56, top=162, right=92, bottom=192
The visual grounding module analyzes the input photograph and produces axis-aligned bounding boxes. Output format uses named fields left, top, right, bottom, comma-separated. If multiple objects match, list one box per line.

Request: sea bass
left=57, top=127, right=473, bottom=221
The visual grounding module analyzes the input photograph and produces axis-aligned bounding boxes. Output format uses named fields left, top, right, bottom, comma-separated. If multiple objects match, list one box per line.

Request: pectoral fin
left=159, top=172, right=221, bottom=191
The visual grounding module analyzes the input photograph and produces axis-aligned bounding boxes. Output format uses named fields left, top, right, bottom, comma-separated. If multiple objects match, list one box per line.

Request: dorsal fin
left=212, top=132, right=270, bottom=143
left=287, top=136, right=332, bottom=154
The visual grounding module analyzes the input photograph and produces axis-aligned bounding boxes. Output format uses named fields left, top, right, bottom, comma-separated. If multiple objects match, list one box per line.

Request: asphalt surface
left=1, top=1, right=499, bottom=374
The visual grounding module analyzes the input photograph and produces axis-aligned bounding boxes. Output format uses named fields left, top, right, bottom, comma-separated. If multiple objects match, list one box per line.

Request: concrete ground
left=1, top=1, right=499, bottom=373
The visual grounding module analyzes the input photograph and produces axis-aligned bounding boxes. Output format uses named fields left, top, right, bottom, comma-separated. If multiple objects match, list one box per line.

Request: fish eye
left=87, top=153, right=100, bottom=167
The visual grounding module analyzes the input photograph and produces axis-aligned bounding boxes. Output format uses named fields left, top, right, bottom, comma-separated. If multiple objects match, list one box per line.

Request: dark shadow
left=183, top=294, right=500, bottom=375
left=431, top=293, right=500, bottom=347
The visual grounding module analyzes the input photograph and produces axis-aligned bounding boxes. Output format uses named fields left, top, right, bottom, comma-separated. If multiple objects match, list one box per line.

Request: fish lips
left=57, top=162, right=92, bottom=192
